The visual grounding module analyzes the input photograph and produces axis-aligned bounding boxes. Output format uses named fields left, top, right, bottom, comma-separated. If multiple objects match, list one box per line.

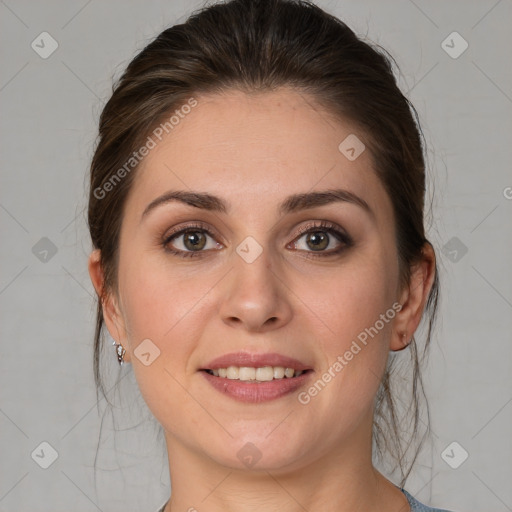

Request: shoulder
left=400, top=487, right=455, bottom=512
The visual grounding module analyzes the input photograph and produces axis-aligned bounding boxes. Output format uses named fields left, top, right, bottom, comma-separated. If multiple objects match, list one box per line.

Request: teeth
left=255, top=366, right=274, bottom=381
left=273, top=366, right=285, bottom=379
left=239, top=367, right=255, bottom=381
left=226, top=366, right=239, bottom=379
left=207, top=366, right=304, bottom=381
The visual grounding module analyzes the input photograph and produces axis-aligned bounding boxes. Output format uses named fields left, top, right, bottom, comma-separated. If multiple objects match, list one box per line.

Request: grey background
left=1, top=0, right=511, bottom=511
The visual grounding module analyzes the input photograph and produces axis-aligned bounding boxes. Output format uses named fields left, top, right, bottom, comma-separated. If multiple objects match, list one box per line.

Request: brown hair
left=88, top=0, right=439, bottom=486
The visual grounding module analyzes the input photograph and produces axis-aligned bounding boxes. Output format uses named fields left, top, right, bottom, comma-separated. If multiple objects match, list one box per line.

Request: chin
left=206, top=430, right=310, bottom=473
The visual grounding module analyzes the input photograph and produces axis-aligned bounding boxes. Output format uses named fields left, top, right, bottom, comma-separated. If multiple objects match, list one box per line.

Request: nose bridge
left=218, top=237, right=293, bottom=331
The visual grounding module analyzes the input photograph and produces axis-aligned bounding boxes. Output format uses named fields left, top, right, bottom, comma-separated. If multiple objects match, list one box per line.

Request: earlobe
left=391, top=331, right=412, bottom=352
left=390, top=243, right=436, bottom=352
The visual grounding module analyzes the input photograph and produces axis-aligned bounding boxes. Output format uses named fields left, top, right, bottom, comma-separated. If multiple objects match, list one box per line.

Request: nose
left=218, top=248, right=293, bottom=333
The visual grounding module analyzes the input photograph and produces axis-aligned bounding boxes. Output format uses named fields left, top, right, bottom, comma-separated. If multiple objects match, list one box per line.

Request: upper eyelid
left=164, top=221, right=218, bottom=239
left=294, top=221, right=347, bottom=236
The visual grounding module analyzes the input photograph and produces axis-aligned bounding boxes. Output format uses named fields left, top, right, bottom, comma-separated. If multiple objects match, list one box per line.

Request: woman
left=87, top=0, right=453, bottom=510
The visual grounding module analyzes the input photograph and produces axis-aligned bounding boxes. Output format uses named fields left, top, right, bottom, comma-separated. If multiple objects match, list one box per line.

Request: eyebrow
left=140, top=188, right=373, bottom=222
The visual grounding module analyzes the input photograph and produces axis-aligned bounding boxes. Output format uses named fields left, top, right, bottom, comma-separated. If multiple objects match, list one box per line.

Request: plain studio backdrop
left=0, top=1, right=511, bottom=511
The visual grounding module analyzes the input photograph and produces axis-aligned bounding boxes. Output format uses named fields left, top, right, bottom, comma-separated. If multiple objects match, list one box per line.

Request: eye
left=162, top=222, right=222, bottom=258
left=289, top=220, right=352, bottom=256
left=162, top=220, right=352, bottom=259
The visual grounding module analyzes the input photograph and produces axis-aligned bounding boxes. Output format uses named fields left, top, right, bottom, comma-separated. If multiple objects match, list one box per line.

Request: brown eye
left=290, top=221, right=353, bottom=257
left=181, top=230, right=207, bottom=251
left=305, top=231, right=329, bottom=251
left=162, top=223, right=222, bottom=258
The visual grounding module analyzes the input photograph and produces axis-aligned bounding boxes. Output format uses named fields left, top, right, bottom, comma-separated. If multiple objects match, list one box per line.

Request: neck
left=161, top=415, right=409, bottom=512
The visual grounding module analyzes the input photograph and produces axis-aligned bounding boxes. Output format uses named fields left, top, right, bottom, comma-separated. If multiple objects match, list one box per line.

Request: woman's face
left=94, top=87, right=418, bottom=471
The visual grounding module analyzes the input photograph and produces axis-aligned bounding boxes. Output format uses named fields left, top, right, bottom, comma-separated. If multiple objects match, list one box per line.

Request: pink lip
left=201, top=351, right=313, bottom=371
left=200, top=370, right=313, bottom=403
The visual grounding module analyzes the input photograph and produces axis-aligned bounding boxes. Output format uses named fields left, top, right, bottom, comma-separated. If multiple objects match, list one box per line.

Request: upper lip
left=201, top=351, right=313, bottom=371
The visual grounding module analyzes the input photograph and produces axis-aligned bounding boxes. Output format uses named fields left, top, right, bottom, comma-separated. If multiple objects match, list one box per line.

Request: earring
left=393, top=332, right=411, bottom=352
left=112, top=339, right=126, bottom=365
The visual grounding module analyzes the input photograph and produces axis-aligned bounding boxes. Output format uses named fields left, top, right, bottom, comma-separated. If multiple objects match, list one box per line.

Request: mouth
left=199, top=352, right=314, bottom=402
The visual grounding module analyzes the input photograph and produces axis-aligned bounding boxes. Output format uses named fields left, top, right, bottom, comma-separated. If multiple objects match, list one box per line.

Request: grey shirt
left=399, top=487, right=454, bottom=511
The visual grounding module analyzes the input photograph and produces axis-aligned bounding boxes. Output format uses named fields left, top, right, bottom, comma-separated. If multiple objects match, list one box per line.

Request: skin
left=88, top=87, right=435, bottom=512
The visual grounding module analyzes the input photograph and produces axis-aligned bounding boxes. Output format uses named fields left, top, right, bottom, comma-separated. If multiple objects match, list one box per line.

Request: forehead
left=126, top=87, right=390, bottom=221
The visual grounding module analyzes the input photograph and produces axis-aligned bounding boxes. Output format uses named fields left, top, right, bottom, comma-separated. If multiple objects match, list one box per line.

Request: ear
left=87, top=249, right=131, bottom=363
left=390, top=242, right=436, bottom=351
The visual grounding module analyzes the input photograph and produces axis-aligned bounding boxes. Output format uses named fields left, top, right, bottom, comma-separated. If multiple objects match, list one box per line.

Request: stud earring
left=112, top=339, right=126, bottom=365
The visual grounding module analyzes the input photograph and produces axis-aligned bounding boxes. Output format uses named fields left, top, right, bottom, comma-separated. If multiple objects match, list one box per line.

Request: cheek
left=120, top=251, right=197, bottom=333
left=301, top=256, right=397, bottom=342
left=298, top=250, right=398, bottom=399
left=119, top=257, right=221, bottom=366
left=117, top=265, right=211, bottom=428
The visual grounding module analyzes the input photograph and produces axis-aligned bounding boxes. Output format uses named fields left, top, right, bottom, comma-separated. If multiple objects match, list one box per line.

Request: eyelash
left=162, top=220, right=353, bottom=259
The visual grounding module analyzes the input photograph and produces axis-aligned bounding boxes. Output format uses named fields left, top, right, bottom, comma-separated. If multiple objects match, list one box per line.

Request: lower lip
left=200, top=370, right=313, bottom=403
